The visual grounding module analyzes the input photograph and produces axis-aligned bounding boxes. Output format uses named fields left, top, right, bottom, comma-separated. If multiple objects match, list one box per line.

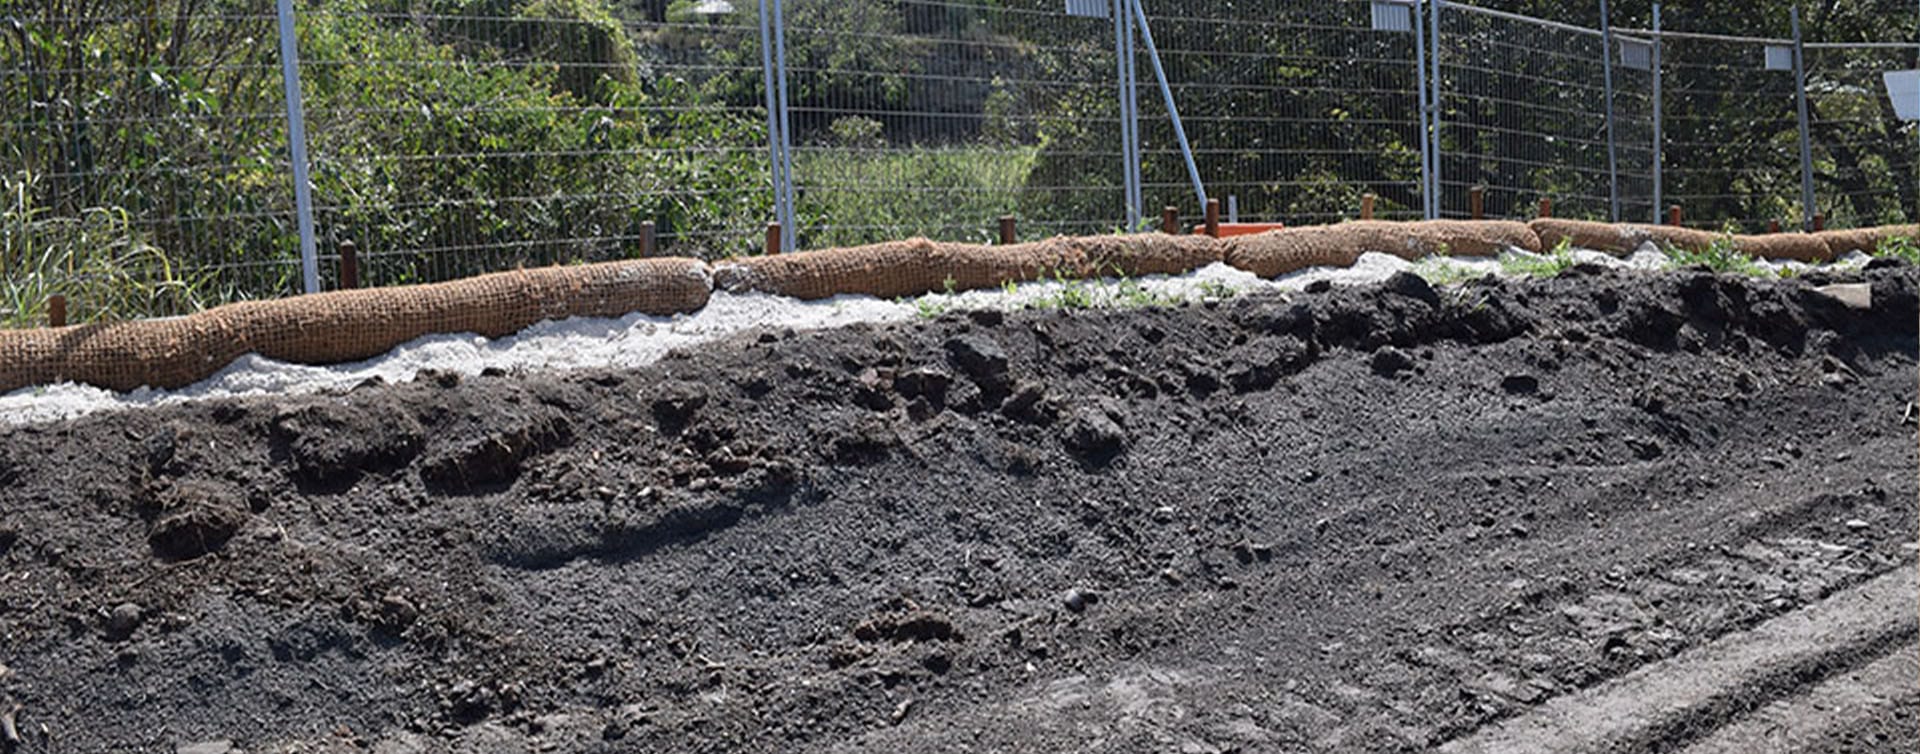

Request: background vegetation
left=2, top=0, right=1916, bottom=325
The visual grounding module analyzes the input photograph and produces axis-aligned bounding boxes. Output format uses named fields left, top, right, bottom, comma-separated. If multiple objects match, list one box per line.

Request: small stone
left=1508, top=524, right=1531, bottom=539
left=1062, top=588, right=1099, bottom=613
left=107, top=602, right=143, bottom=639
left=1844, top=519, right=1870, bottom=531
left=1304, top=279, right=1332, bottom=294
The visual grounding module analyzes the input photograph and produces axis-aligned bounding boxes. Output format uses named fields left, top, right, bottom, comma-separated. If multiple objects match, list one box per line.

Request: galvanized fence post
left=772, top=0, right=797, bottom=251
left=1652, top=3, right=1663, bottom=223
left=1413, top=0, right=1434, bottom=220
left=1130, top=0, right=1207, bottom=210
left=274, top=0, right=319, bottom=293
left=1600, top=0, right=1620, bottom=223
left=1792, top=6, right=1816, bottom=231
left=1428, top=0, right=1443, bottom=217
left=1113, top=0, right=1140, bottom=230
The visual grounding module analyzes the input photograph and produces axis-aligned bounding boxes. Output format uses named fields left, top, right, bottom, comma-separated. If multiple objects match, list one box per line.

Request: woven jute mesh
left=1816, top=225, right=1920, bottom=257
left=1223, top=220, right=1540, bottom=278
left=1740, top=234, right=1833, bottom=262
left=0, top=257, right=710, bottom=394
left=712, top=237, right=1089, bottom=300
left=1532, top=219, right=1845, bottom=262
left=1064, top=233, right=1226, bottom=277
left=1529, top=219, right=1723, bottom=255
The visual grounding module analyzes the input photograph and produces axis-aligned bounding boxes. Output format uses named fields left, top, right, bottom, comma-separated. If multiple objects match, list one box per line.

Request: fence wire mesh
left=1, top=4, right=298, bottom=322
left=1135, top=1, right=1423, bottom=226
left=782, top=0, right=1124, bottom=246
left=5, top=0, right=1920, bottom=327
left=1656, top=32, right=1805, bottom=232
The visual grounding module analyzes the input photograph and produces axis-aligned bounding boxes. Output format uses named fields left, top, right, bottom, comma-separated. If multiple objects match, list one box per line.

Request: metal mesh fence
left=1656, top=32, right=1804, bottom=232
left=781, top=0, right=1124, bottom=246
left=1804, top=43, right=1920, bottom=230
left=1435, top=4, right=1653, bottom=223
left=1, top=3, right=298, bottom=320
left=296, top=4, right=773, bottom=287
left=1135, top=1, right=1423, bottom=226
left=6, top=0, right=1920, bottom=326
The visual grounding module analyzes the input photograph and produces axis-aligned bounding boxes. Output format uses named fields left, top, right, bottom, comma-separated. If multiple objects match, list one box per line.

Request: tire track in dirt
left=1437, top=568, right=1917, bottom=754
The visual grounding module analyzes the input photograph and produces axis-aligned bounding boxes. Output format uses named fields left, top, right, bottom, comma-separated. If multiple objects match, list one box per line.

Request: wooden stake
left=1537, top=197, right=1553, bottom=218
left=639, top=220, right=656, bottom=257
left=47, top=295, right=65, bottom=328
left=998, top=215, right=1016, bottom=245
left=765, top=222, right=782, bottom=256
left=1360, top=193, right=1376, bottom=221
left=1668, top=205, right=1683, bottom=227
left=1161, top=206, right=1179, bottom=234
left=1204, top=198, right=1220, bottom=238
left=1769, top=219, right=1782, bottom=234
left=1812, top=212, right=1825, bottom=232
left=338, top=240, right=359, bottom=290
left=1469, top=186, right=1485, bottom=220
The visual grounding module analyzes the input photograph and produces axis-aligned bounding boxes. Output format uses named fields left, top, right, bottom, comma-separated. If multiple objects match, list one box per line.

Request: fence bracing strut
left=1129, top=0, right=1206, bottom=210
left=1792, top=5, right=1816, bottom=231
left=274, top=0, right=319, bottom=294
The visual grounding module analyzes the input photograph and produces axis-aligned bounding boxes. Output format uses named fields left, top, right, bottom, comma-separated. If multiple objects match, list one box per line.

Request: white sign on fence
left=1065, top=0, right=1108, bottom=19
left=1764, top=44, right=1793, bottom=71
left=1619, top=38, right=1652, bottom=71
left=1370, top=0, right=1413, bottom=32
left=1885, top=70, right=1920, bottom=121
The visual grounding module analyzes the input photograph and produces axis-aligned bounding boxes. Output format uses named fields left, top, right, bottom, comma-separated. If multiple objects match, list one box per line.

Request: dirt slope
left=0, top=262, right=1913, bottom=753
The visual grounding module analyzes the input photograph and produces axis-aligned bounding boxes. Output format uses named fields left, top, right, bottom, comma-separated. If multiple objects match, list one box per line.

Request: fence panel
left=1803, top=43, right=1920, bottom=230
left=1134, top=0, right=1423, bottom=226
left=294, top=4, right=772, bottom=288
left=1434, top=3, right=1651, bottom=222
left=1, top=2, right=298, bottom=326
left=1655, top=33, right=1803, bottom=232
left=780, top=0, right=1125, bottom=246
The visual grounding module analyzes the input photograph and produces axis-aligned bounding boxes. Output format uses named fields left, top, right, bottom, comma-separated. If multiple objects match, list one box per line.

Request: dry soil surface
left=0, top=262, right=1914, bottom=753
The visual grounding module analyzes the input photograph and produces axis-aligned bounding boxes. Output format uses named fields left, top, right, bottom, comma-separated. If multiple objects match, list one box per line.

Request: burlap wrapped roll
left=1739, top=233, right=1833, bottom=262
left=0, top=257, right=711, bottom=394
left=1816, top=225, right=1920, bottom=257
left=1529, top=219, right=1722, bottom=255
left=711, top=237, right=1087, bottom=300
left=1223, top=220, right=1540, bottom=278
left=1066, top=233, right=1226, bottom=277
left=0, top=315, right=249, bottom=393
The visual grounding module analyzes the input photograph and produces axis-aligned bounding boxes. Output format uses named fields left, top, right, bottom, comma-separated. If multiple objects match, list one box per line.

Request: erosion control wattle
left=0, top=219, right=1910, bottom=394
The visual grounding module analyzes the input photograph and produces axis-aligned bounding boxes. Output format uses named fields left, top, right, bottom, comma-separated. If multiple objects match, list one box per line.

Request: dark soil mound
left=0, top=264, right=1913, bottom=753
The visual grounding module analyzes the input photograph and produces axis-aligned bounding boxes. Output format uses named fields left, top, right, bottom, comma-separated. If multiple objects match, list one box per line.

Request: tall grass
left=2, top=171, right=219, bottom=328
left=795, top=145, right=1041, bottom=248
